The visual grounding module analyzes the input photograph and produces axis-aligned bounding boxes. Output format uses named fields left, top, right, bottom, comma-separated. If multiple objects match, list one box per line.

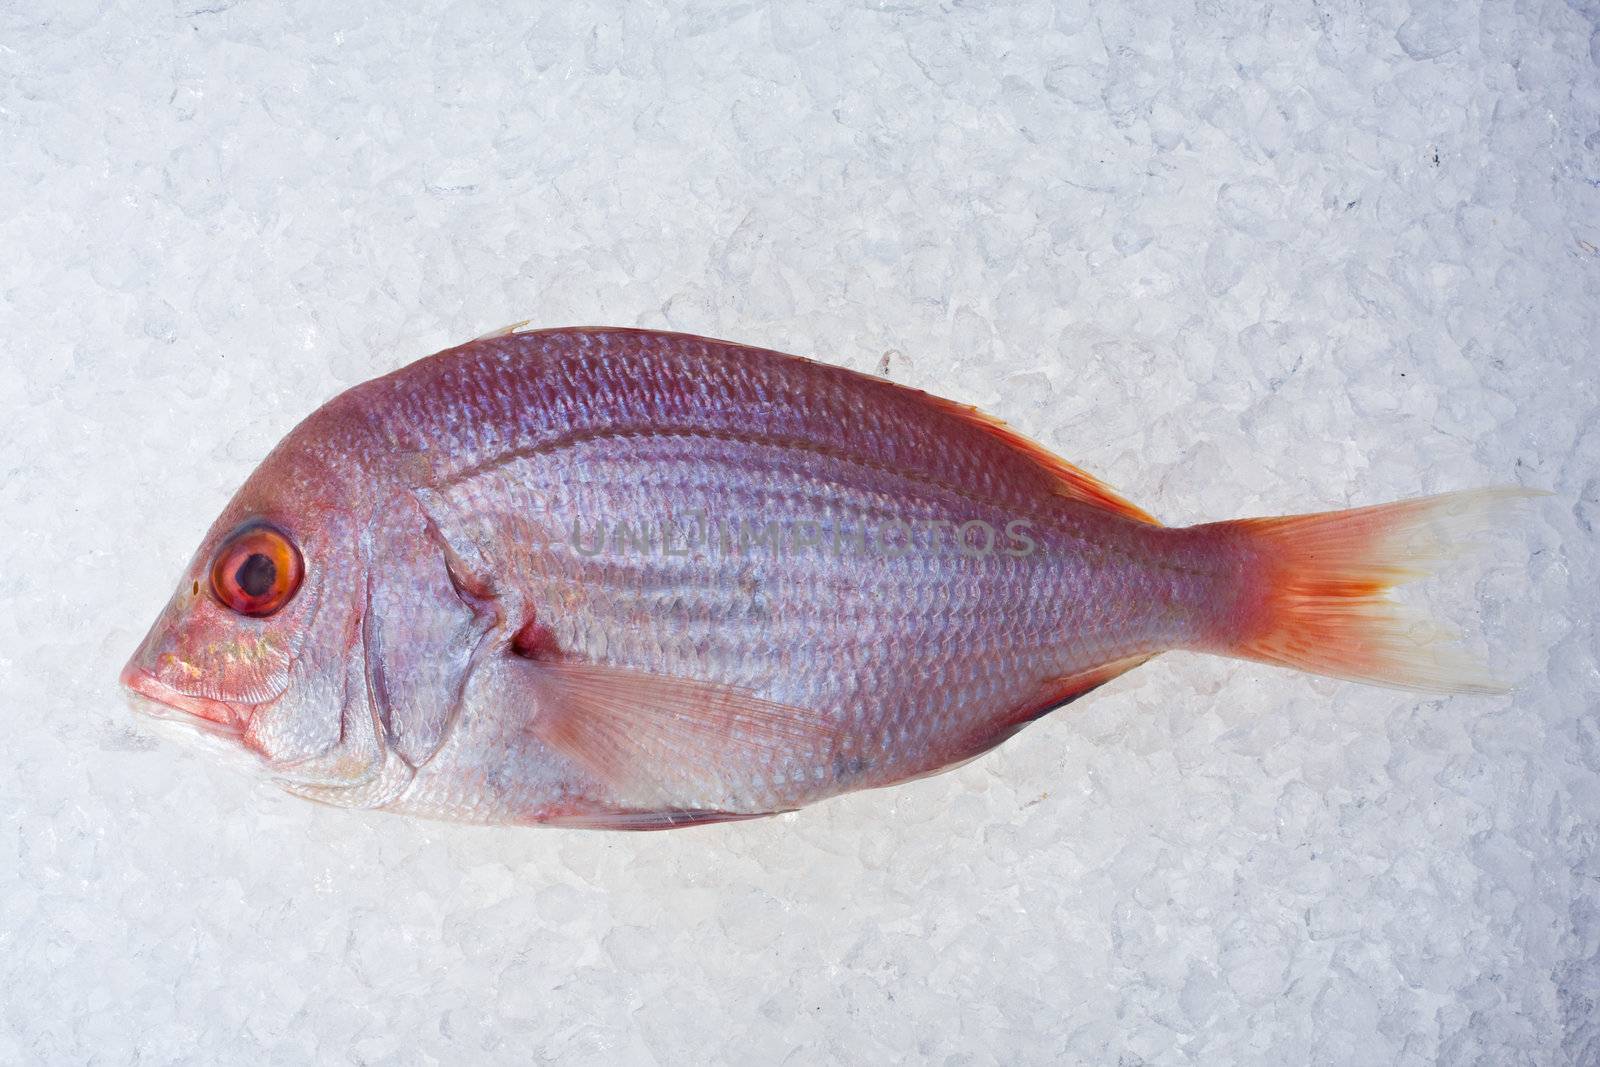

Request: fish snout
left=120, top=657, right=244, bottom=735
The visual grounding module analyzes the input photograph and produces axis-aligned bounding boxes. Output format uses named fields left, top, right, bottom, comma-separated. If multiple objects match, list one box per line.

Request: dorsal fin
left=464, top=324, right=1160, bottom=524
left=471, top=318, right=535, bottom=341
left=921, top=395, right=1161, bottom=525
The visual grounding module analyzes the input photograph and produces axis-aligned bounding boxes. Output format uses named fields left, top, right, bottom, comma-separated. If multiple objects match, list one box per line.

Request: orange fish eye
left=209, top=525, right=304, bottom=618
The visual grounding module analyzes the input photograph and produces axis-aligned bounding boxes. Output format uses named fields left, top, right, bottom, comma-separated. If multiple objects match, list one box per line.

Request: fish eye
left=209, top=524, right=304, bottom=617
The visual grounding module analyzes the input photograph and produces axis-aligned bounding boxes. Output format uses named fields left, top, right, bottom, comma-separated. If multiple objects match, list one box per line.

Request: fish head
left=120, top=406, right=388, bottom=793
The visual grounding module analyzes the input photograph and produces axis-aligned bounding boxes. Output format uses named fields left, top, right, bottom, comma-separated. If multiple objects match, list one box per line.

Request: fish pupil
left=235, top=553, right=277, bottom=597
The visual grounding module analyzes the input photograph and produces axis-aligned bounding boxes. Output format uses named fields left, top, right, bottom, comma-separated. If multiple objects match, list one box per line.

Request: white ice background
left=2, top=0, right=1597, bottom=1063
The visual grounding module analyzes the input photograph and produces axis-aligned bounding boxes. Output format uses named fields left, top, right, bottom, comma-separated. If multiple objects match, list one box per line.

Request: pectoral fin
left=516, top=658, right=837, bottom=810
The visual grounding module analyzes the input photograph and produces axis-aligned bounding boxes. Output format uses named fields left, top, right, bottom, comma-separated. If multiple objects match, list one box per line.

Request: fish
left=120, top=326, right=1531, bottom=830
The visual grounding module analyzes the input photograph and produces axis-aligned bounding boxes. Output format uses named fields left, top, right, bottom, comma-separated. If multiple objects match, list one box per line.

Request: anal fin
left=1018, top=654, right=1153, bottom=724
left=922, top=654, right=1154, bottom=779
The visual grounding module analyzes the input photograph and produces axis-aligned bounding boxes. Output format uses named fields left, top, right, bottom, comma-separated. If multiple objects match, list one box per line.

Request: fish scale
left=369, top=333, right=1199, bottom=815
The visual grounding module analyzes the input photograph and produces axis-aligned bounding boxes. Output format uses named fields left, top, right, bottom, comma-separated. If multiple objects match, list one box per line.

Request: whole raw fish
left=121, top=327, right=1522, bottom=829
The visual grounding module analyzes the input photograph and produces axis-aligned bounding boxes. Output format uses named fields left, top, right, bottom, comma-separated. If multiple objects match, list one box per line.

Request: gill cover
left=361, top=492, right=498, bottom=769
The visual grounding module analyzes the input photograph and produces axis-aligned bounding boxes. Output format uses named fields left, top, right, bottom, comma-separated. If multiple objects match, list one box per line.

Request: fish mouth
left=119, top=662, right=247, bottom=743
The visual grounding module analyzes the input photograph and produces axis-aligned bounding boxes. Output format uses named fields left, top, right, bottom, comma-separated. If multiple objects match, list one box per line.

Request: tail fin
left=1208, top=488, right=1543, bottom=694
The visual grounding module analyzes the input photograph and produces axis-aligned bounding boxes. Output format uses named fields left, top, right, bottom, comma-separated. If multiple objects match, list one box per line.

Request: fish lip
left=119, top=662, right=246, bottom=740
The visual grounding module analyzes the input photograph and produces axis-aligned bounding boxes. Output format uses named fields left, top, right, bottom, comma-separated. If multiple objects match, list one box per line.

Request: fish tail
left=1194, top=488, right=1544, bottom=693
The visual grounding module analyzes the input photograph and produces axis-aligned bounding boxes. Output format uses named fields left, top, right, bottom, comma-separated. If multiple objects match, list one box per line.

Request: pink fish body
left=122, top=328, right=1519, bottom=829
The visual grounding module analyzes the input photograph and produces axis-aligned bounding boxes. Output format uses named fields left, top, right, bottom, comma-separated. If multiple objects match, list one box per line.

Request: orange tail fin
left=1208, top=489, right=1543, bottom=694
